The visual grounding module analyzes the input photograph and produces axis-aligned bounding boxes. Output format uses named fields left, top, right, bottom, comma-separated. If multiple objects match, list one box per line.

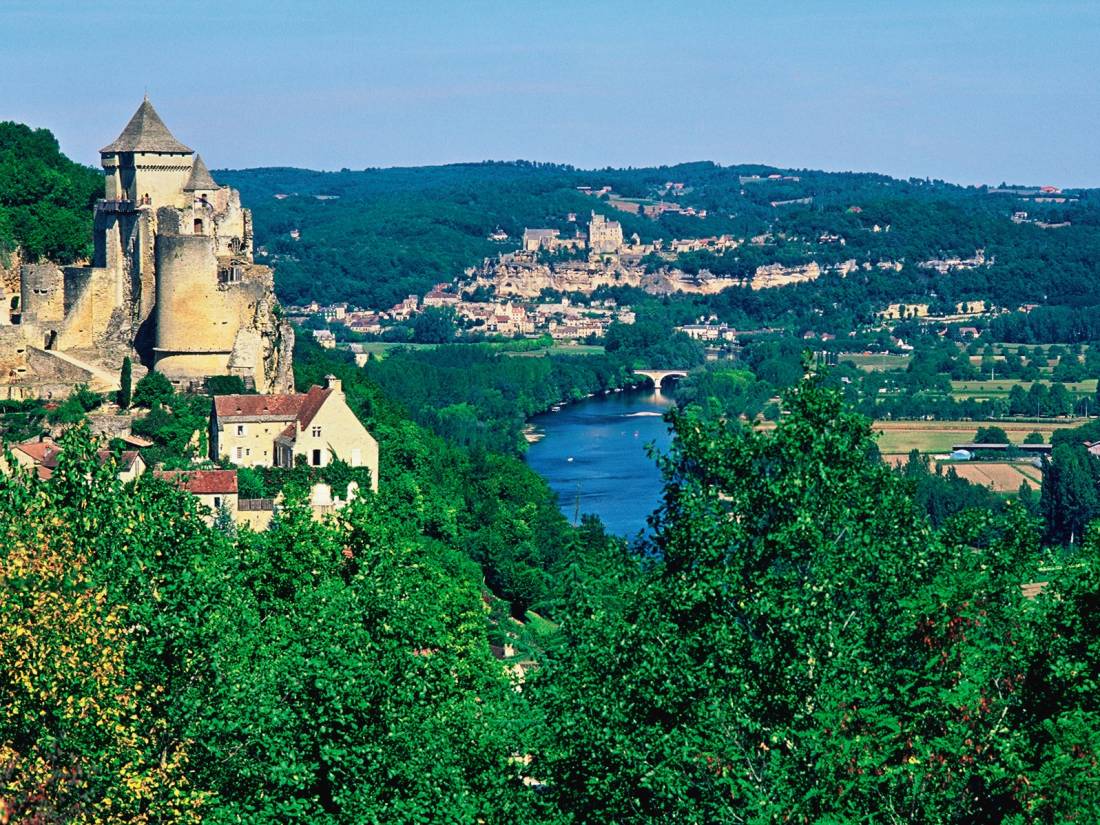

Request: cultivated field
left=353, top=342, right=439, bottom=358
left=872, top=419, right=1082, bottom=455
left=504, top=344, right=606, bottom=358
left=951, top=378, right=1097, bottom=400
left=947, top=462, right=1042, bottom=492
left=841, top=353, right=912, bottom=372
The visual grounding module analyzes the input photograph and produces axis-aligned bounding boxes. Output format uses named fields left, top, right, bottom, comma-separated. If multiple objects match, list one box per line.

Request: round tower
left=152, top=227, right=240, bottom=382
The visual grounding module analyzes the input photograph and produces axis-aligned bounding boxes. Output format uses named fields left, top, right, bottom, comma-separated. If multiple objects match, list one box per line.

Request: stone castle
left=0, top=98, right=294, bottom=399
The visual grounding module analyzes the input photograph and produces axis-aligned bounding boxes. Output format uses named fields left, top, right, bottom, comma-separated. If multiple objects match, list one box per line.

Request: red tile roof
left=15, top=439, right=62, bottom=467
left=155, top=469, right=238, bottom=495
left=295, top=386, right=332, bottom=428
left=214, top=393, right=308, bottom=419
left=213, top=387, right=333, bottom=429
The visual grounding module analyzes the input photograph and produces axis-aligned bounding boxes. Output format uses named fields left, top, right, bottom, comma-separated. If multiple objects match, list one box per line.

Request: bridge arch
left=633, top=369, right=688, bottom=392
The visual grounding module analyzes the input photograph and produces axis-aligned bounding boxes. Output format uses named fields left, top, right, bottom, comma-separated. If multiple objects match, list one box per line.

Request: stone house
left=154, top=468, right=238, bottom=522
left=210, top=376, right=379, bottom=490
left=3, top=436, right=145, bottom=482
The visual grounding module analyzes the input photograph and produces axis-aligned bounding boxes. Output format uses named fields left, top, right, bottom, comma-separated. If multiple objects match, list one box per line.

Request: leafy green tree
left=1040, top=444, right=1099, bottom=546
left=132, top=370, right=175, bottom=408
left=0, top=429, right=207, bottom=822
left=205, top=374, right=248, bottom=395
left=974, top=425, right=1009, bottom=444
left=413, top=306, right=457, bottom=343
left=118, top=355, right=132, bottom=409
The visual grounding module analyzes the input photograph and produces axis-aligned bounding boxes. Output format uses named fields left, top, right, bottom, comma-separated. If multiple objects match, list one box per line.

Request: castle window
left=194, top=218, right=204, bottom=235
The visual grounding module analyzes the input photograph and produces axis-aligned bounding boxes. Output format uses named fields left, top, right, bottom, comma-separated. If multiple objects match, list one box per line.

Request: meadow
left=873, top=419, right=1082, bottom=455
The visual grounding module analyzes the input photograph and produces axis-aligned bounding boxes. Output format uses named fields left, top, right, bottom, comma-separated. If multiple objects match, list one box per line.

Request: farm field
left=951, top=378, right=1097, bottom=399
left=841, top=353, right=912, bottom=371
left=946, top=461, right=1043, bottom=492
left=504, top=344, right=606, bottom=358
left=351, top=342, right=439, bottom=358
left=872, top=419, right=1083, bottom=455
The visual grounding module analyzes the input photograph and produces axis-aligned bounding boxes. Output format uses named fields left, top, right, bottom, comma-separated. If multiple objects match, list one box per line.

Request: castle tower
left=5, top=98, right=294, bottom=400
left=100, top=98, right=194, bottom=208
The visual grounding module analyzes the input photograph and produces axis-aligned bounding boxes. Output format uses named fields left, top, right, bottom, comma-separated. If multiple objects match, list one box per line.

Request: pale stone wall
left=20, top=263, right=66, bottom=328
left=215, top=415, right=290, bottom=467
left=154, top=231, right=237, bottom=356
left=195, top=491, right=237, bottom=525
left=125, top=152, right=193, bottom=208
left=236, top=505, right=274, bottom=531
left=291, top=389, right=380, bottom=491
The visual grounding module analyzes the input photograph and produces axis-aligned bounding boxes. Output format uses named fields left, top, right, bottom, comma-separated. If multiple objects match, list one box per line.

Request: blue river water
left=524, top=388, right=675, bottom=538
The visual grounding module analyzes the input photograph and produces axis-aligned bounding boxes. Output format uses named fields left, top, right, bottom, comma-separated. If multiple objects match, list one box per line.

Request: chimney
left=323, top=374, right=342, bottom=393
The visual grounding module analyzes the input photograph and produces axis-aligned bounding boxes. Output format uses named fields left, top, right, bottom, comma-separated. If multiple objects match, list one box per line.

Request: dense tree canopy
left=0, top=122, right=101, bottom=263
left=531, top=375, right=1100, bottom=823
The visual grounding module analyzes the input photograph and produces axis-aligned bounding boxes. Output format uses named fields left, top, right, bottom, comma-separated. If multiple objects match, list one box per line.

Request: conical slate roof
left=100, top=98, right=193, bottom=154
left=182, top=154, right=218, bottom=191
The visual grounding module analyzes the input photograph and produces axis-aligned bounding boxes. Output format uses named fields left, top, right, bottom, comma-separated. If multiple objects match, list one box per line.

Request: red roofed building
left=210, top=376, right=378, bottom=489
left=156, top=468, right=238, bottom=520
left=5, top=437, right=145, bottom=482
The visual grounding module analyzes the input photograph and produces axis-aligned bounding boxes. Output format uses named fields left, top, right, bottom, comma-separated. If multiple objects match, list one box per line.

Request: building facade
left=587, top=212, right=624, bottom=255
left=211, top=376, right=379, bottom=490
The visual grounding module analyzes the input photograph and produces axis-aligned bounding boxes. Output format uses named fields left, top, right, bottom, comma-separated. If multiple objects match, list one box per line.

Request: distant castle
left=0, top=98, right=293, bottom=398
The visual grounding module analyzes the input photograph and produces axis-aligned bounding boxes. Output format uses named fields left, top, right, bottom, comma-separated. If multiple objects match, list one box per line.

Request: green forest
left=0, top=121, right=101, bottom=264
left=218, top=161, right=1100, bottom=331
left=6, top=347, right=1100, bottom=822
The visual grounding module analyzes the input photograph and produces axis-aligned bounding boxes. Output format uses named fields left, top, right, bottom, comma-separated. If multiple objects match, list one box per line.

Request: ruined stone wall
left=54, top=266, right=95, bottom=351
left=0, top=327, right=30, bottom=395
left=0, top=248, right=22, bottom=325
left=225, top=265, right=294, bottom=394
left=0, top=344, right=94, bottom=401
left=20, top=263, right=66, bottom=328
left=212, top=192, right=249, bottom=259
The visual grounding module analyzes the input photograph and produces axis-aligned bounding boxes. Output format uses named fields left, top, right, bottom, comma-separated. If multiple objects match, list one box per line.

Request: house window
left=194, top=218, right=203, bottom=234
left=235, top=447, right=243, bottom=460
left=236, top=424, right=245, bottom=436
left=311, top=426, right=321, bottom=437
left=213, top=496, right=221, bottom=509
left=312, top=449, right=322, bottom=466
left=246, top=448, right=251, bottom=456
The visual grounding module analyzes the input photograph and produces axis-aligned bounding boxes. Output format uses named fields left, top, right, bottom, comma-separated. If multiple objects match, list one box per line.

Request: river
left=524, top=387, right=675, bottom=538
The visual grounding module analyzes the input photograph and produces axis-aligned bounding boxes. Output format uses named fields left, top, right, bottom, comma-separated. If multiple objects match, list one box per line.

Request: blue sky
left=3, top=1, right=1098, bottom=185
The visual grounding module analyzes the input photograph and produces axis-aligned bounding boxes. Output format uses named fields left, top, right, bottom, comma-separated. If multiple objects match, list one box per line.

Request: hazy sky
left=3, top=1, right=1098, bottom=186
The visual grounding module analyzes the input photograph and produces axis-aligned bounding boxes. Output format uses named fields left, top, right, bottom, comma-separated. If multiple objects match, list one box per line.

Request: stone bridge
left=633, top=369, right=689, bottom=392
